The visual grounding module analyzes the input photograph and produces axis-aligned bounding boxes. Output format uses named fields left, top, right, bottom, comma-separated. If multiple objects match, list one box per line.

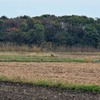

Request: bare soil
left=0, top=61, right=100, bottom=99
left=0, top=62, right=100, bottom=85
left=0, top=81, right=100, bottom=100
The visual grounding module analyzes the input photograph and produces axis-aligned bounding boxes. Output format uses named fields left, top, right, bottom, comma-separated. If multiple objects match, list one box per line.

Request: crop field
left=0, top=62, right=100, bottom=86
left=0, top=52, right=100, bottom=99
left=0, top=52, right=100, bottom=85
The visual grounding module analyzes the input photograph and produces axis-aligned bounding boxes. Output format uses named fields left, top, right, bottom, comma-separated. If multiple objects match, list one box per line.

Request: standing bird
left=51, top=54, right=54, bottom=57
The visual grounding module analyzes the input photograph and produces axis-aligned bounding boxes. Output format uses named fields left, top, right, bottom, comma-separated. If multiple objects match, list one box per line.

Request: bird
left=51, top=53, right=54, bottom=57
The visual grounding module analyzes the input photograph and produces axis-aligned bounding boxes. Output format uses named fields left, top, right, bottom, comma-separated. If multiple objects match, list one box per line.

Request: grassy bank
left=0, top=75, right=100, bottom=93
left=0, top=55, right=87, bottom=62
left=0, top=53, right=100, bottom=62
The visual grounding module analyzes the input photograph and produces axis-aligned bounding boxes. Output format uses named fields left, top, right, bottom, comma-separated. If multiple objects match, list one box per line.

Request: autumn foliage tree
left=0, top=15, right=100, bottom=48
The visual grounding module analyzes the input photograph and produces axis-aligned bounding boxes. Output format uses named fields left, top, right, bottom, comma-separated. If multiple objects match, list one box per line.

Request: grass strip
left=0, top=55, right=89, bottom=62
left=0, top=76, right=100, bottom=93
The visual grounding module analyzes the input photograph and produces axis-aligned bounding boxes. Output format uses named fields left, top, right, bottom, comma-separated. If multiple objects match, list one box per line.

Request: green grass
left=0, top=51, right=100, bottom=62
left=0, top=55, right=88, bottom=62
left=93, top=59, right=100, bottom=63
left=33, top=81, right=100, bottom=92
left=0, top=75, right=8, bottom=81
left=0, top=76, right=100, bottom=93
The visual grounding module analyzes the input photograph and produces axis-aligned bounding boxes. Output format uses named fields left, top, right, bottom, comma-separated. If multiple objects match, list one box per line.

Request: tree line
left=0, top=15, right=100, bottom=48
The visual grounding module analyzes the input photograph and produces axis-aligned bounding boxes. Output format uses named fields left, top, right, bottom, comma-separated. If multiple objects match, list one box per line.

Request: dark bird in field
left=51, top=54, right=54, bottom=57
left=41, top=59, right=43, bottom=62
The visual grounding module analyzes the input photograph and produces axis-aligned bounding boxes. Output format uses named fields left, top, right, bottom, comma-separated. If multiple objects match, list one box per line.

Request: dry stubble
left=0, top=62, right=100, bottom=85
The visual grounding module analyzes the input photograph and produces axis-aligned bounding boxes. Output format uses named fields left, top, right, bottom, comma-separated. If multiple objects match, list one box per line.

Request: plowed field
left=0, top=81, right=99, bottom=100
left=0, top=62, right=100, bottom=85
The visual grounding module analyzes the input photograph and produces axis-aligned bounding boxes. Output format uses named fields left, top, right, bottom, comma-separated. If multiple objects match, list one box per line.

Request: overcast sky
left=0, top=0, right=100, bottom=18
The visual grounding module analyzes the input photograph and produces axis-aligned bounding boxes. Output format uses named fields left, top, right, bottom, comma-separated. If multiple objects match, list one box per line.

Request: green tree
left=0, top=20, right=4, bottom=31
left=54, top=31, right=68, bottom=45
left=28, top=23, right=45, bottom=45
left=81, top=24, right=100, bottom=48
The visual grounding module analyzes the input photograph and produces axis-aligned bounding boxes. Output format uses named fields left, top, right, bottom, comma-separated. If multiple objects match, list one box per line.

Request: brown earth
left=0, top=81, right=100, bottom=100
left=0, top=62, right=100, bottom=99
left=0, top=62, right=100, bottom=85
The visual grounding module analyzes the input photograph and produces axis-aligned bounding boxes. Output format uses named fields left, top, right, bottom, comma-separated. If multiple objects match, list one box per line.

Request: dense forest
left=0, top=15, right=100, bottom=49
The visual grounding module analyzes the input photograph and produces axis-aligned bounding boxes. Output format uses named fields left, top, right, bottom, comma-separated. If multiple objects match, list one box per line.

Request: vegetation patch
left=93, top=59, right=100, bottom=63
left=0, top=15, right=100, bottom=51
left=0, top=76, right=100, bottom=93
left=0, top=55, right=91, bottom=62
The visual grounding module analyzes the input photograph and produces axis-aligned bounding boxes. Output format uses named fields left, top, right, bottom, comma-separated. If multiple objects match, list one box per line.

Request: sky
left=0, top=0, right=100, bottom=18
